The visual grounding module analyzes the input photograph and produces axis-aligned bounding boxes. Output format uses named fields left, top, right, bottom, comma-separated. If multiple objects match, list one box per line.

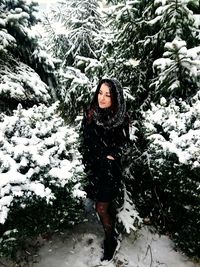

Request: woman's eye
left=98, top=91, right=110, bottom=97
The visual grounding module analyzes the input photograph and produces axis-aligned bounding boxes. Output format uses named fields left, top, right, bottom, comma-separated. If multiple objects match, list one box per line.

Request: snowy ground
left=31, top=224, right=199, bottom=267
left=1, top=202, right=199, bottom=267
left=30, top=204, right=199, bottom=267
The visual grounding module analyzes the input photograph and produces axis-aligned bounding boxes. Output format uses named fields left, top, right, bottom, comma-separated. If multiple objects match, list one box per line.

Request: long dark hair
left=87, top=79, right=118, bottom=122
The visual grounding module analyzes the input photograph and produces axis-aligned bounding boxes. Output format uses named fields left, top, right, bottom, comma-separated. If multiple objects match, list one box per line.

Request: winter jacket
left=80, top=110, right=130, bottom=202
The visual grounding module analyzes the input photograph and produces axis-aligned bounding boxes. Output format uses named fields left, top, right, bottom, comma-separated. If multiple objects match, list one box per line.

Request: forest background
left=0, top=0, right=199, bottom=263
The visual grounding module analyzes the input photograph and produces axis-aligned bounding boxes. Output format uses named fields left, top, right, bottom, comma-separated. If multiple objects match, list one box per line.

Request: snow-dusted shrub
left=142, top=95, right=200, bottom=257
left=0, top=102, right=85, bottom=259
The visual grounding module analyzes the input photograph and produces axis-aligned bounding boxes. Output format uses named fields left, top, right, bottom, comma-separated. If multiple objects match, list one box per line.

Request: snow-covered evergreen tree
left=0, top=103, right=85, bottom=259
left=43, top=0, right=105, bottom=122
left=104, top=0, right=199, bottom=111
left=44, top=0, right=103, bottom=66
left=102, top=1, right=141, bottom=99
left=133, top=0, right=199, bottom=257
left=152, top=38, right=200, bottom=100
left=0, top=0, right=57, bottom=113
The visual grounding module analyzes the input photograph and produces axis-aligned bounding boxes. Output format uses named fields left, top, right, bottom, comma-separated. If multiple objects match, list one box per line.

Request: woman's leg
left=96, top=201, right=117, bottom=261
left=96, top=202, right=113, bottom=240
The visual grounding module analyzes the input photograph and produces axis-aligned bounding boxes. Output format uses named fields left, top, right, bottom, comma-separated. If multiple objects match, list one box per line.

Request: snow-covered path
left=32, top=209, right=199, bottom=267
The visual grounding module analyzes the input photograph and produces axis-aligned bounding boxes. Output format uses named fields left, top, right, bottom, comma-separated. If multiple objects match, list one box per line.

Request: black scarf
left=93, top=106, right=126, bottom=129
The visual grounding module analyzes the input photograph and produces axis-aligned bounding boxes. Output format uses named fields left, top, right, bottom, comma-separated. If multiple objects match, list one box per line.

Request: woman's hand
left=107, top=155, right=115, bottom=160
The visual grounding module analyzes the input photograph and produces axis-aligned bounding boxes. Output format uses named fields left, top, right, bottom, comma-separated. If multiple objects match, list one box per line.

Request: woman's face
left=98, top=83, right=112, bottom=109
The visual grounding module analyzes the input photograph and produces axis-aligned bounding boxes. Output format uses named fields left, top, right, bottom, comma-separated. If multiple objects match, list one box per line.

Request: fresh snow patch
left=30, top=221, right=199, bottom=267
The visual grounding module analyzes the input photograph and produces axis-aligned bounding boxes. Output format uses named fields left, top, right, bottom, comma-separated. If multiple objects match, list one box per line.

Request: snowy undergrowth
left=144, top=94, right=200, bottom=167
left=142, top=93, right=200, bottom=257
left=0, top=102, right=85, bottom=224
left=0, top=102, right=86, bottom=259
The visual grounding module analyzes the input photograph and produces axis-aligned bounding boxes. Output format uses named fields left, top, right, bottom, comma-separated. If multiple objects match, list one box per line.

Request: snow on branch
left=117, top=184, right=142, bottom=233
left=0, top=103, right=84, bottom=224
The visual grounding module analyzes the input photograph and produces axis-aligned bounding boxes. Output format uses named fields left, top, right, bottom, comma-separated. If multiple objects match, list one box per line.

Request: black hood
left=90, top=78, right=126, bottom=129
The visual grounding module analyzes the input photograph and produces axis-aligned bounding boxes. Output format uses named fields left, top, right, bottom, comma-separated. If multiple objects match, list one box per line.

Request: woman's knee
left=96, top=202, right=109, bottom=217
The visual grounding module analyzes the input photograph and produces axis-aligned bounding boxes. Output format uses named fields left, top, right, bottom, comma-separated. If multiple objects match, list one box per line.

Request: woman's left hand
left=107, top=155, right=115, bottom=160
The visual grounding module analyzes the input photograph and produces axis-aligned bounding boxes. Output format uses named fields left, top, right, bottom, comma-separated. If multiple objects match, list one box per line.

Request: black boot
left=101, top=240, right=109, bottom=262
left=101, top=237, right=119, bottom=264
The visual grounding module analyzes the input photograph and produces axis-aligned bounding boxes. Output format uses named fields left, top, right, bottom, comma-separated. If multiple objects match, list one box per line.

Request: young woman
left=80, top=78, right=130, bottom=264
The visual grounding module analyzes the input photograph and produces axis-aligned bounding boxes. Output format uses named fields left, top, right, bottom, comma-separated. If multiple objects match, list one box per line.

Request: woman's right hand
left=107, top=155, right=115, bottom=160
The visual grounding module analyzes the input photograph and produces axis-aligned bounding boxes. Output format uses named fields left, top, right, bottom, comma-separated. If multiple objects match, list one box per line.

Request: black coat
left=80, top=111, right=130, bottom=202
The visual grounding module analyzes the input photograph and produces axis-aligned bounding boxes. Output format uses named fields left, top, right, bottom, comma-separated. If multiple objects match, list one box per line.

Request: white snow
left=0, top=30, right=16, bottom=48
left=0, top=103, right=84, bottom=224
left=28, top=220, right=199, bottom=267
left=194, top=15, right=200, bottom=27
left=49, top=164, right=73, bottom=183
left=73, top=183, right=87, bottom=198
left=28, top=183, right=52, bottom=199
left=117, top=186, right=142, bottom=233
left=0, top=61, right=50, bottom=102
left=143, top=94, right=200, bottom=168
left=6, top=12, right=30, bottom=22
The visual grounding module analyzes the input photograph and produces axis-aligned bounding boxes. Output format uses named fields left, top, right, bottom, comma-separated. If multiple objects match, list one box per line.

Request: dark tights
left=96, top=201, right=116, bottom=242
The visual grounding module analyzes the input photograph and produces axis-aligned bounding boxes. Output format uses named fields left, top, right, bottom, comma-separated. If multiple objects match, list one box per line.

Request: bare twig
left=145, top=244, right=153, bottom=267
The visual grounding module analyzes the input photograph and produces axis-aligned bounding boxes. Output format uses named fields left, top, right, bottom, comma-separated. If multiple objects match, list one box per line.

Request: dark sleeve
left=108, top=115, right=130, bottom=161
left=79, top=111, right=102, bottom=165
